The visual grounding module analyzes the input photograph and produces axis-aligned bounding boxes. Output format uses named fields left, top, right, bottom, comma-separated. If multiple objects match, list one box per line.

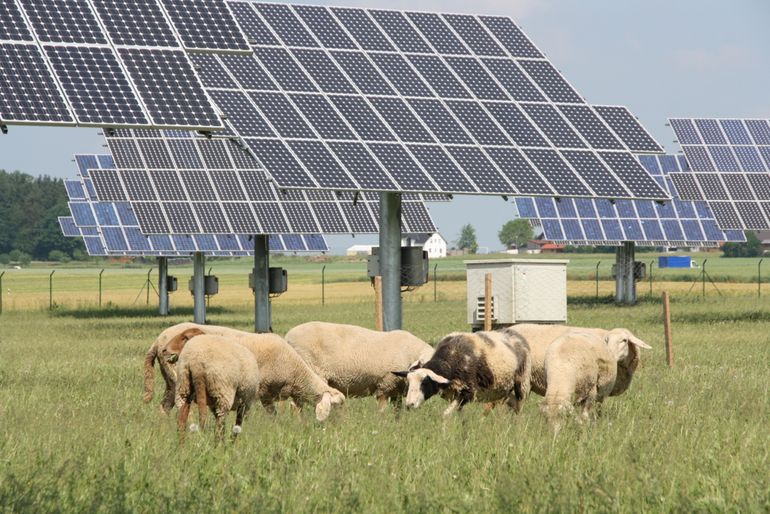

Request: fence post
left=0, top=271, right=4, bottom=314
left=484, top=273, right=493, bottom=331
left=433, top=263, right=438, bottom=302
left=649, top=260, right=654, bottom=296
left=321, top=265, right=326, bottom=306
left=662, top=291, right=673, bottom=368
left=49, top=270, right=55, bottom=310
left=595, top=260, right=601, bottom=298
left=702, top=259, right=707, bottom=299
left=146, top=268, right=153, bottom=306
left=374, top=276, right=383, bottom=331
left=752, top=259, right=765, bottom=298
left=99, top=268, right=105, bottom=307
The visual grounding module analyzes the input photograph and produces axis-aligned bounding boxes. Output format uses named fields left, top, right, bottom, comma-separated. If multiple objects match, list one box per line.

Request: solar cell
left=593, top=105, right=663, bottom=153
left=443, top=14, right=506, bottom=57
left=158, top=0, right=251, bottom=53
left=21, top=0, right=106, bottom=44
left=253, top=3, right=318, bottom=48
left=227, top=2, right=278, bottom=45
left=291, top=49, right=355, bottom=93
left=481, top=59, right=545, bottom=102
left=407, top=12, right=469, bottom=55
left=294, top=5, right=356, bottom=49
left=479, top=16, right=542, bottom=58
left=558, top=105, right=623, bottom=150
left=369, top=53, right=434, bottom=97
left=331, top=51, right=395, bottom=96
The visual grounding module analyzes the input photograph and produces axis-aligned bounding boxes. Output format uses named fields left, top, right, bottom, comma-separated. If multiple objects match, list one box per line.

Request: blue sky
left=1, top=0, right=769, bottom=253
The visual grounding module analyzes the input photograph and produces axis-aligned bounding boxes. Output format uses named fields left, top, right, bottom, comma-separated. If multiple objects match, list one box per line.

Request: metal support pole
left=624, top=242, right=636, bottom=305
left=49, top=270, right=55, bottom=310
left=146, top=268, right=152, bottom=306
left=253, top=235, right=271, bottom=333
left=0, top=271, right=4, bottom=314
left=98, top=269, right=105, bottom=308
left=193, top=252, right=206, bottom=324
left=433, top=263, right=438, bottom=302
left=595, top=260, right=601, bottom=298
left=614, top=243, right=636, bottom=305
left=702, top=259, right=707, bottom=299
left=758, top=259, right=763, bottom=298
left=614, top=246, right=624, bottom=304
left=379, top=192, right=402, bottom=331
left=374, top=276, right=384, bottom=331
left=321, top=265, right=326, bottom=306
left=158, top=257, right=169, bottom=316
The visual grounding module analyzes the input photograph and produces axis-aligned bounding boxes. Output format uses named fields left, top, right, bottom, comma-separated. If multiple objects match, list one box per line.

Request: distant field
left=1, top=287, right=768, bottom=511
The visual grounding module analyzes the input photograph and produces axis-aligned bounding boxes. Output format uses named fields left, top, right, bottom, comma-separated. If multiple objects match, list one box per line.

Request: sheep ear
left=424, top=370, right=450, bottom=385
left=315, top=392, right=332, bottom=422
left=629, top=336, right=652, bottom=350
left=182, top=327, right=206, bottom=341
left=391, top=370, right=410, bottom=378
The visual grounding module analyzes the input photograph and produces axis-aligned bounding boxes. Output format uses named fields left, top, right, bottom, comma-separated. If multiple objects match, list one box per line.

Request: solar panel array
left=193, top=2, right=668, bottom=200
left=0, top=0, right=252, bottom=129
left=93, top=130, right=438, bottom=235
left=514, top=154, right=746, bottom=246
left=63, top=154, right=329, bottom=256
left=669, top=118, right=770, bottom=230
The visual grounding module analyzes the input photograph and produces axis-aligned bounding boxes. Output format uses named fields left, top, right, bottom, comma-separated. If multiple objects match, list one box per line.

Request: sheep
left=502, top=324, right=650, bottom=397
left=393, top=331, right=531, bottom=417
left=541, top=328, right=652, bottom=424
left=153, top=323, right=345, bottom=421
left=284, top=321, right=434, bottom=411
left=143, top=322, right=200, bottom=413
left=174, top=329, right=260, bottom=441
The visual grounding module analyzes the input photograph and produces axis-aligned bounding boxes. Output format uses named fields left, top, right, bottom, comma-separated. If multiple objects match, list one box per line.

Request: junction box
left=465, top=259, right=568, bottom=330
left=611, top=261, right=646, bottom=281
left=367, top=247, right=429, bottom=287
left=249, top=267, right=288, bottom=295
left=166, top=276, right=178, bottom=293
left=188, top=275, right=218, bottom=296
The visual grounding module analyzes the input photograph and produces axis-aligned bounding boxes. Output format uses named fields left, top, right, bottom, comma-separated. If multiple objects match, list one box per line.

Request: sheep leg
left=483, top=402, right=496, bottom=415
left=232, top=404, right=247, bottom=441
left=261, top=399, right=277, bottom=416
left=377, top=395, right=389, bottom=412
left=159, top=363, right=176, bottom=415
left=215, top=414, right=226, bottom=443
left=195, top=380, right=208, bottom=432
left=178, top=401, right=191, bottom=433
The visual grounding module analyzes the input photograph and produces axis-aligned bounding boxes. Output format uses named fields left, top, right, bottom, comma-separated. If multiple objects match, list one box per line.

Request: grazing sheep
left=174, top=330, right=260, bottom=441
left=284, top=321, right=434, bottom=411
left=502, top=324, right=649, bottom=397
left=155, top=323, right=345, bottom=421
left=541, top=328, right=652, bottom=424
left=143, top=322, right=200, bottom=413
left=394, top=331, right=531, bottom=417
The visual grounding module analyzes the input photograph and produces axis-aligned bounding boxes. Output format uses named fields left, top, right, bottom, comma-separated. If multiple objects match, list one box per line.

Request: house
left=346, top=244, right=376, bottom=257
left=402, top=233, right=448, bottom=259
left=525, top=240, right=565, bottom=254
left=757, top=231, right=770, bottom=253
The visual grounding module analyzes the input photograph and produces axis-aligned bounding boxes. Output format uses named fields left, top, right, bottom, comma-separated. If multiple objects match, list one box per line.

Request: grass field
left=1, top=255, right=769, bottom=512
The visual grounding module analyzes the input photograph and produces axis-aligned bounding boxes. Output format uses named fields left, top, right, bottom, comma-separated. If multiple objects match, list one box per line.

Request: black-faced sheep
left=285, top=322, right=434, bottom=410
left=394, top=331, right=531, bottom=416
left=502, top=324, right=650, bottom=397
left=541, top=328, right=652, bottom=424
left=149, top=323, right=345, bottom=421
left=174, top=331, right=260, bottom=441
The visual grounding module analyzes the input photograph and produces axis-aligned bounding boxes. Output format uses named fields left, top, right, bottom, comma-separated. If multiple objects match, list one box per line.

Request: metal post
left=146, top=268, right=152, bottom=306
left=253, top=235, right=271, bottom=333
left=158, top=257, right=169, bottom=316
left=758, top=259, right=763, bottom=298
left=379, top=192, right=402, bottom=331
left=702, top=259, right=707, bottom=299
left=193, top=252, right=206, bottom=324
left=321, top=265, right=326, bottom=306
left=49, top=270, right=55, bottom=310
left=433, top=263, right=438, bottom=302
left=98, top=269, right=105, bottom=308
left=662, top=291, right=673, bottom=368
left=614, top=246, right=624, bottom=304
left=595, top=260, right=601, bottom=298
left=624, top=242, right=636, bottom=305
left=0, top=271, right=4, bottom=314
left=374, top=276, right=384, bottom=331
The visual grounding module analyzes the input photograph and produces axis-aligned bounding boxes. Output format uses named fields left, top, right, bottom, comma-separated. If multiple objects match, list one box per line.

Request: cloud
left=672, top=44, right=760, bottom=73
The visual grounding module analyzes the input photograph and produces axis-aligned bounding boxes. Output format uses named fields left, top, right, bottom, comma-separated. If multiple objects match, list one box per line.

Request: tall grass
left=1, top=296, right=768, bottom=512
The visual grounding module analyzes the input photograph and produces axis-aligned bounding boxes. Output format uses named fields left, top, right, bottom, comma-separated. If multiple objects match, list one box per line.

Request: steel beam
left=379, top=192, right=402, bottom=330
left=193, top=252, right=205, bottom=324
left=253, top=235, right=271, bottom=333
left=158, top=257, right=169, bottom=316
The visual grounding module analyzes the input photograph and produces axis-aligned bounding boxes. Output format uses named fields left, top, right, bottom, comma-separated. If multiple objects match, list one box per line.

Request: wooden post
left=484, top=273, right=493, bottom=331
left=374, top=276, right=384, bottom=331
left=662, top=291, right=673, bottom=368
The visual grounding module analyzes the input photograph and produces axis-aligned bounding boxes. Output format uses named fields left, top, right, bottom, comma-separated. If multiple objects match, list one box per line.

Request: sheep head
left=314, top=389, right=345, bottom=422
left=604, top=329, right=652, bottom=366
left=161, top=327, right=206, bottom=364
left=392, top=368, right=451, bottom=409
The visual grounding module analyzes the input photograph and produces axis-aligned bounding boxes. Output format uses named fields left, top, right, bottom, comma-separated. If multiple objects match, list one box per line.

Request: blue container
left=658, top=256, right=691, bottom=268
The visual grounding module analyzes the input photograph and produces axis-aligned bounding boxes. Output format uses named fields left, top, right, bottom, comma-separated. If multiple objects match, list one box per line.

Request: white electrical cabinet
left=465, top=259, right=568, bottom=329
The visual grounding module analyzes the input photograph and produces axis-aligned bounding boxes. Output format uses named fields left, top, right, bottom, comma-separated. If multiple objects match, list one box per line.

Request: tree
left=723, top=231, right=764, bottom=258
left=456, top=224, right=478, bottom=254
left=498, top=219, right=533, bottom=249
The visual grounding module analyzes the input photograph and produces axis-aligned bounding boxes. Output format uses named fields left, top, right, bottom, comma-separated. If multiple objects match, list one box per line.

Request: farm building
left=402, top=233, right=448, bottom=259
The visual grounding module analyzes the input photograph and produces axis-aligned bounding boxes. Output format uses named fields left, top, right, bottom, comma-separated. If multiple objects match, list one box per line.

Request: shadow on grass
left=51, top=305, right=234, bottom=320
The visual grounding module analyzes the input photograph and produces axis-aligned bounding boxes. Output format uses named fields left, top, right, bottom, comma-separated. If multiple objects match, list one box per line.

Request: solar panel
left=0, top=0, right=225, bottom=130
left=90, top=131, right=439, bottom=236
left=194, top=3, right=667, bottom=200
left=515, top=154, right=744, bottom=246
left=669, top=118, right=770, bottom=230
left=62, top=156, right=330, bottom=256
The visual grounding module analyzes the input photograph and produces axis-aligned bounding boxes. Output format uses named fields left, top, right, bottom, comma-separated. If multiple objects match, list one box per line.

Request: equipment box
left=465, top=259, right=568, bottom=329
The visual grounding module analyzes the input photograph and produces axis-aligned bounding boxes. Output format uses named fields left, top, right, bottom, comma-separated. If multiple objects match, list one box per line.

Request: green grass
left=1, top=291, right=769, bottom=513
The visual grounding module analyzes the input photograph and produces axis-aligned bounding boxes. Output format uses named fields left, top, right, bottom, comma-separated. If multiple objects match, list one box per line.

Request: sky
left=1, top=0, right=769, bottom=253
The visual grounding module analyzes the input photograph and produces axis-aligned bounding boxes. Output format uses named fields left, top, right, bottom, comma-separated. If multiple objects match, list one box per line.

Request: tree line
left=0, top=170, right=85, bottom=263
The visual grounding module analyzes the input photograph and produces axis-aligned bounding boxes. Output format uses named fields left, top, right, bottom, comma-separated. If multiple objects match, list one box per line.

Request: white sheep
left=502, top=324, right=650, bottom=397
left=394, top=331, right=531, bottom=417
left=541, top=328, right=652, bottom=424
left=174, top=330, right=260, bottom=441
left=284, top=321, right=434, bottom=411
left=154, top=323, right=345, bottom=421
